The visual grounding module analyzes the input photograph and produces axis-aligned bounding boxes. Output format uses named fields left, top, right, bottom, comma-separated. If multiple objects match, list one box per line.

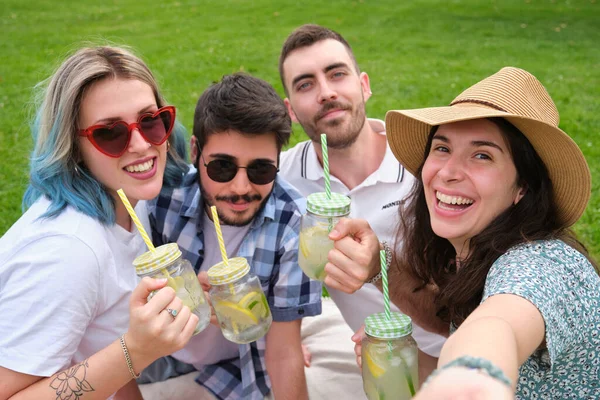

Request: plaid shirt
left=148, top=167, right=322, bottom=399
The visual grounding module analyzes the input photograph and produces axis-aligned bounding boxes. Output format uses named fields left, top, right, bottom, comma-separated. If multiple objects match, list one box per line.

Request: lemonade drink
left=212, top=288, right=271, bottom=343
left=134, top=243, right=211, bottom=335
left=362, top=313, right=418, bottom=400
left=298, top=224, right=334, bottom=280
left=363, top=338, right=418, bottom=399
left=208, top=257, right=272, bottom=344
left=299, top=192, right=351, bottom=281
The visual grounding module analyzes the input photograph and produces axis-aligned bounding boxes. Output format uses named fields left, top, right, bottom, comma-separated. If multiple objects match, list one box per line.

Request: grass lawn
left=1, top=0, right=599, bottom=256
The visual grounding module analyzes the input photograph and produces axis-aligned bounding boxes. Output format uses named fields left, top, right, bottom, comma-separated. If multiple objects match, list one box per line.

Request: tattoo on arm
left=49, top=359, right=94, bottom=399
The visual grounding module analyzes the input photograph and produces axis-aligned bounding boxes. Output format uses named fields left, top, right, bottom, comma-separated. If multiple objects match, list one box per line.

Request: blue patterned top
left=148, top=167, right=322, bottom=399
left=482, top=240, right=600, bottom=399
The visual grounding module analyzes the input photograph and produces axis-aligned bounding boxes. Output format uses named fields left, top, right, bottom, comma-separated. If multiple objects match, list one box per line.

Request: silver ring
left=165, top=308, right=178, bottom=319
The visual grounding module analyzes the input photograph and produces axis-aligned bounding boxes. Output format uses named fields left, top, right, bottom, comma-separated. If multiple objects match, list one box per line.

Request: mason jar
left=207, top=257, right=272, bottom=344
left=133, top=243, right=211, bottom=335
left=362, top=312, right=419, bottom=400
left=298, top=192, right=351, bottom=281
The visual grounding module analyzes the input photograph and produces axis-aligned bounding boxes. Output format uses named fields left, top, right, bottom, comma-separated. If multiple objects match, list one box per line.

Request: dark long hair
left=396, top=118, right=597, bottom=326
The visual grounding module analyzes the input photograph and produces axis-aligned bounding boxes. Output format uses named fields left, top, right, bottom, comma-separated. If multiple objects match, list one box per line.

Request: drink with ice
left=208, top=257, right=272, bottom=344
left=362, top=312, right=419, bottom=400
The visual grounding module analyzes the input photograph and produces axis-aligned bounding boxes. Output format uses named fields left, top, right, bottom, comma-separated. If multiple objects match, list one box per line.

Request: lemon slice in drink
left=215, top=300, right=259, bottom=325
left=299, top=226, right=327, bottom=258
left=299, top=232, right=310, bottom=259
left=364, top=348, right=386, bottom=378
left=238, top=291, right=269, bottom=319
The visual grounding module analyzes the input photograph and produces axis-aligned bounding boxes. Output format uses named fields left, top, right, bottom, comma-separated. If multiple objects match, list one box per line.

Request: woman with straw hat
left=351, top=67, right=600, bottom=397
left=0, top=46, right=198, bottom=399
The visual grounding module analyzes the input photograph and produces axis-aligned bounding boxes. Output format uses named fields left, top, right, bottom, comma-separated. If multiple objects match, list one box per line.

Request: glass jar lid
left=207, top=257, right=251, bottom=285
left=133, top=243, right=182, bottom=275
left=365, top=312, right=413, bottom=339
left=306, top=192, right=351, bottom=217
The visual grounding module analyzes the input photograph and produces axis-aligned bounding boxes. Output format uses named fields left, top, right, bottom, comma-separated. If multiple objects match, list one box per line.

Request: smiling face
left=193, top=130, right=278, bottom=226
left=282, top=39, right=371, bottom=149
left=421, top=119, right=526, bottom=257
left=78, top=78, right=167, bottom=208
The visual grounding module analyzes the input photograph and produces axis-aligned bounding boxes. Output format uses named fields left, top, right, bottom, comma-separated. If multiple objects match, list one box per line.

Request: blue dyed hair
left=23, top=46, right=189, bottom=225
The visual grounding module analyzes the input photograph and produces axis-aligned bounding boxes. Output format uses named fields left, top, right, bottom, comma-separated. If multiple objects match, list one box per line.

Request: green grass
left=1, top=0, right=599, bottom=256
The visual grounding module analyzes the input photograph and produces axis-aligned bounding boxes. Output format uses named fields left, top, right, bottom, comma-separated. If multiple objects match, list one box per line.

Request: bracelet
left=120, top=334, right=141, bottom=379
left=367, top=241, right=392, bottom=284
left=424, top=356, right=512, bottom=388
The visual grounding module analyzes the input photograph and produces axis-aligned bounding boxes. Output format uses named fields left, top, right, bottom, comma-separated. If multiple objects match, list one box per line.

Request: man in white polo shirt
left=278, top=24, right=447, bottom=398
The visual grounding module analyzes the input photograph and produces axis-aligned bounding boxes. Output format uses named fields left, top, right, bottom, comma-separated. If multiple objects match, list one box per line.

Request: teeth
left=436, top=191, right=474, bottom=205
left=125, top=159, right=154, bottom=173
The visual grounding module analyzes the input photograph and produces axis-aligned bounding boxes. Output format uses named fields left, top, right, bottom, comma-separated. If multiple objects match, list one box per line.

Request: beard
left=296, top=98, right=367, bottom=149
left=199, top=179, right=273, bottom=227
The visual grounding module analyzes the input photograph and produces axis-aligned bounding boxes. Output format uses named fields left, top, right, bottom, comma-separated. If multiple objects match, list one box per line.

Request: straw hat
left=386, top=67, right=590, bottom=227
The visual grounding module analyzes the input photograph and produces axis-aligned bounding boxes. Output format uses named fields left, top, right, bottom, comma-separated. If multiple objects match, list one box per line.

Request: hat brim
left=386, top=106, right=591, bottom=227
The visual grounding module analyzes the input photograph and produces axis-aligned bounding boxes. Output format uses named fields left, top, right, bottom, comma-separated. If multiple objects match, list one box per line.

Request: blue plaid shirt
left=148, top=167, right=322, bottom=399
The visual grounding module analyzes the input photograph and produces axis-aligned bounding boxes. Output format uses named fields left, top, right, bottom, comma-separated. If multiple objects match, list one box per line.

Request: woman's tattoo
left=49, top=359, right=94, bottom=399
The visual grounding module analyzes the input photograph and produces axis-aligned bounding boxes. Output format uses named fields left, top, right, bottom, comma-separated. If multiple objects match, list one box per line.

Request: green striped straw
left=321, top=133, right=334, bottom=232
left=381, top=248, right=393, bottom=353
left=381, top=249, right=395, bottom=380
left=380, top=249, right=416, bottom=395
left=320, top=133, right=331, bottom=200
left=380, top=250, right=390, bottom=320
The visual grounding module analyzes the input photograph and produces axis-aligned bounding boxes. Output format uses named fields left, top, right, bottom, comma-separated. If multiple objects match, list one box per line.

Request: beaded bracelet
left=120, top=334, right=141, bottom=379
left=367, top=241, right=392, bottom=284
left=424, top=355, right=512, bottom=388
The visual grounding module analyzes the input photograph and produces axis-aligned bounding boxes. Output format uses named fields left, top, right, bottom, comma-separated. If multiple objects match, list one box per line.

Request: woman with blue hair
left=0, top=46, right=198, bottom=399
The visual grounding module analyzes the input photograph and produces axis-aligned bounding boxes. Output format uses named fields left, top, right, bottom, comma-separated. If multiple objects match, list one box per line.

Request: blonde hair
left=24, top=45, right=188, bottom=223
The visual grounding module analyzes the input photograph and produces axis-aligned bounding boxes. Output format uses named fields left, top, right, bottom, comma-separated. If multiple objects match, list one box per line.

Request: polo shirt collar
left=304, top=118, right=402, bottom=184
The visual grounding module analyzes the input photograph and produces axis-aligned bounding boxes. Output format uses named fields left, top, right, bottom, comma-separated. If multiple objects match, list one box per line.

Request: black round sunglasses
left=200, top=153, right=279, bottom=185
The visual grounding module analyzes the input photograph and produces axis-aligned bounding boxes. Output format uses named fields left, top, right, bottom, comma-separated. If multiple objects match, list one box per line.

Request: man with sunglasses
left=141, top=73, right=321, bottom=400
left=277, top=24, right=447, bottom=398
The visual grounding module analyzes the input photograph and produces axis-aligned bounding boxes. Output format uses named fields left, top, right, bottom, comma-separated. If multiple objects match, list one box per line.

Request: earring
left=167, top=141, right=171, bottom=151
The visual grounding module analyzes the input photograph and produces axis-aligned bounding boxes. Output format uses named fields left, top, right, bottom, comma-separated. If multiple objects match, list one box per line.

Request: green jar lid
left=306, top=192, right=351, bottom=217
left=365, top=312, right=413, bottom=339
left=207, top=257, right=250, bottom=285
left=133, top=243, right=182, bottom=275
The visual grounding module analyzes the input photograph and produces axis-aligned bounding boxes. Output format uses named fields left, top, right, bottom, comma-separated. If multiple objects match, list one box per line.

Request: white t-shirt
left=0, top=197, right=146, bottom=378
left=171, top=211, right=250, bottom=367
left=280, top=119, right=446, bottom=357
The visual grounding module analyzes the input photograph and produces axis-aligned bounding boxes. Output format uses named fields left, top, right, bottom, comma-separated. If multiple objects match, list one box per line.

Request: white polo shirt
left=280, top=119, right=445, bottom=357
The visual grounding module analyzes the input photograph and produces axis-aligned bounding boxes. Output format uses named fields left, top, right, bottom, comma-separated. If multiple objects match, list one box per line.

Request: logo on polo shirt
left=382, top=200, right=401, bottom=210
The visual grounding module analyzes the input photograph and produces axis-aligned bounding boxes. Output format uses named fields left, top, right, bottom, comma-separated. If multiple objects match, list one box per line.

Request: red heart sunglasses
left=78, top=106, right=175, bottom=157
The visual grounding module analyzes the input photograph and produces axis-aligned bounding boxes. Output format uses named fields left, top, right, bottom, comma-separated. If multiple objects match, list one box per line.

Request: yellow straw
left=117, top=189, right=173, bottom=282
left=210, top=206, right=229, bottom=266
left=117, top=189, right=155, bottom=253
